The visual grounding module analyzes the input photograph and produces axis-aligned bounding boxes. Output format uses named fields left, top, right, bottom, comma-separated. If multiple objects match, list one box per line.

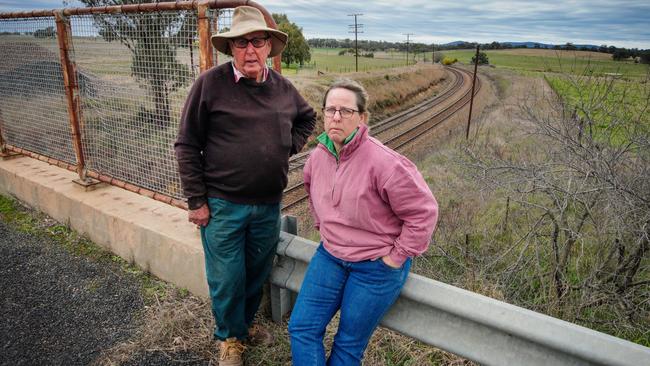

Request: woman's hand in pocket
left=381, top=255, right=401, bottom=269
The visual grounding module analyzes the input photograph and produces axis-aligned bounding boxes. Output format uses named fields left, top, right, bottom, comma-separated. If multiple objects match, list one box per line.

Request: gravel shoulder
left=0, top=217, right=142, bottom=365
left=0, top=198, right=210, bottom=366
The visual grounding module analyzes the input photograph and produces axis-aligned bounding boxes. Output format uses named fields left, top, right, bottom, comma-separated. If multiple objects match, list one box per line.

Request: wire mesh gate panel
left=71, top=10, right=206, bottom=199
left=0, top=2, right=268, bottom=204
left=0, top=17, right=77, bottom=164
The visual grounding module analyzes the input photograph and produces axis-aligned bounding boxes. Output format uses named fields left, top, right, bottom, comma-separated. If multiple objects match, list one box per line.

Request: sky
left=1, top=0, right=649, bottom=49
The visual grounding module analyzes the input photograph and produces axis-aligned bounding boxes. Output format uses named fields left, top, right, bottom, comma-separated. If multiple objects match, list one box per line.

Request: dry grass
left=94, top=282, right=473, bottom=365
left=94, top=288, right=216, bottom=365
left=395, top=66, right=559, bottom=298
left=93, top=287, right=295, bottom=365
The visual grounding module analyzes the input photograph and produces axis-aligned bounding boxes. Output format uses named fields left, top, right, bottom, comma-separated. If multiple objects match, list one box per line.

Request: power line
left=348, top=13, right=363, bottom=72
left=404, top=33, right=413, bottom=66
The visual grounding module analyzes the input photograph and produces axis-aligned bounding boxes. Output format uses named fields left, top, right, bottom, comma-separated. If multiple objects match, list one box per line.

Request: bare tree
left=466, top=70, right=649, bottom=330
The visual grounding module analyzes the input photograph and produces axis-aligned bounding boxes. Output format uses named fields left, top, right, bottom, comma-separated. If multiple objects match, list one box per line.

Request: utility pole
left=466, top=45, right=480, bottom=140
left=432, top=43, right=435, bottom=64
left=348, top=14, right=363, bottom=72
left=404, top=33, right=413, bottom=66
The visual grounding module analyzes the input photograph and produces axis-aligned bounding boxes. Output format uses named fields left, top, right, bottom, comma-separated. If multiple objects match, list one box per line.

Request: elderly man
left=174, top=6, right=316, bottom=366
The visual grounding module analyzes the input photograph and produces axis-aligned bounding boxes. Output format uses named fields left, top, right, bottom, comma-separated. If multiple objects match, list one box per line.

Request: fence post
left=197, top=1, right=214, bottom=72
left=0, top=122, right=18, bottom=159
left=271, top=215, right=298, bottom=323
left=55, top=11, right=93, bottom=185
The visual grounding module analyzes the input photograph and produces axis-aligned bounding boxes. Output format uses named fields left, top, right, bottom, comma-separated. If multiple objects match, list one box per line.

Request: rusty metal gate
left=0, top=1, right=281, bottom=209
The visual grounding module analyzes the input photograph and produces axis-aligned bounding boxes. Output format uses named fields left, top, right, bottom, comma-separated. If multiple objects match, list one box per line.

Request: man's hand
left=381, top=255, right=401, bottom=269
left=189, top=204, right=210, bottom=227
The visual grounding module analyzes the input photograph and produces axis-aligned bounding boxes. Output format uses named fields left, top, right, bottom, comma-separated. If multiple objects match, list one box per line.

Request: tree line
left=308, top=38, right=650, bottom=64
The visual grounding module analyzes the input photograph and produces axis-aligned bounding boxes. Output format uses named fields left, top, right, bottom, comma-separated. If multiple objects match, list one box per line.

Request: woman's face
left=323, top=88, right=367, bottom=148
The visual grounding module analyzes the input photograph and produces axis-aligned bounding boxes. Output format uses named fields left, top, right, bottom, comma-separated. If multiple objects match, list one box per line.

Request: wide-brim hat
left=211, top=6, right=288, bottom=57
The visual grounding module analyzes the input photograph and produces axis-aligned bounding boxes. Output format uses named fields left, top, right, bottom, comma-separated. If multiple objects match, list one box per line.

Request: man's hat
left=210, top=6, right=288, bottom=57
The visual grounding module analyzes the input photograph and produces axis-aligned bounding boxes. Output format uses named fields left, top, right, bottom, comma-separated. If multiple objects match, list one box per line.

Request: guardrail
left=271, top=217, right=650, bottom=366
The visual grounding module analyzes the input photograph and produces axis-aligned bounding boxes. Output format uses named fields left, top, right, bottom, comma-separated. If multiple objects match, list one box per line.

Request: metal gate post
left=197, top=1, right=214, bottom=72
left=55, top=11, right=96, bottom=186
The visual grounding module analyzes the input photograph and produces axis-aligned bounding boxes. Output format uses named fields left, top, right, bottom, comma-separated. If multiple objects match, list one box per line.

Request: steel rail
left=281, top=66, right=479, bottom=212
left=286, top=67, right=465, bottom=175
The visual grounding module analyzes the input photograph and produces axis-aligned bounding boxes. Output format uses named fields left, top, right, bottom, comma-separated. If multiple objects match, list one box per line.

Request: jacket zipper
left=331, top=157, right=339, bottom=202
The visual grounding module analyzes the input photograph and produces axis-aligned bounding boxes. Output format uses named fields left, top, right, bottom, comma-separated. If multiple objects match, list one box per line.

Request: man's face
left=230, top=31, right=271, bottom=81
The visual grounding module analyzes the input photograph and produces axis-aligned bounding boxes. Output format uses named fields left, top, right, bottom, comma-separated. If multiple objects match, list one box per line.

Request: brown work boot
left=247, top=323, right=274, bottom=346
left=218, top=337, right=246, bottom=366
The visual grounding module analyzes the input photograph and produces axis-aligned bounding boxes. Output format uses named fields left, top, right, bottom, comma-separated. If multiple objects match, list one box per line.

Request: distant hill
left=502, top=41, right=554, bottom=49
left=441, top=41, right=600, bottom=50
left=443, top=41, right=467, bottom=47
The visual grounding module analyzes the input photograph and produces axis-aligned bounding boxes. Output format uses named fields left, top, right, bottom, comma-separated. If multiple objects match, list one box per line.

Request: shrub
left=442, top=57, right=458, bottom=65
left=471, top=51, right=489, bottom=65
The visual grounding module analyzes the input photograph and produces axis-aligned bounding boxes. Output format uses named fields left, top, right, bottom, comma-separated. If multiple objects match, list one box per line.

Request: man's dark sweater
left=174, top=62, right=316, bottom=209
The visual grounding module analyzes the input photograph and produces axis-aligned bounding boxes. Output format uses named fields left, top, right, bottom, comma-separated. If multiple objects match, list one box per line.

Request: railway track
left=286, top=67, right=465, bottom=174
left=369, top=67, right=465, bottom=138
left=282, top=66, right=481, bottom=212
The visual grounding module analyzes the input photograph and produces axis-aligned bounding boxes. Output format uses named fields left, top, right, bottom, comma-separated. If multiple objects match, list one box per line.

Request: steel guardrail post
left=271, top=215, right=298, bottom=323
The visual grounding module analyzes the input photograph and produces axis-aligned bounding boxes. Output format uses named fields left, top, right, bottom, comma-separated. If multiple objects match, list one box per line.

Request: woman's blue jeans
left=289, top=244, right=411, bottom=366
left=200, top=197, right=280, bottom=341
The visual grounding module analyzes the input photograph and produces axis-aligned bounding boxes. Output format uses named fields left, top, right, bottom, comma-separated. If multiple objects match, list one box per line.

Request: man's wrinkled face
left=230, top=31, right=271, bottom=81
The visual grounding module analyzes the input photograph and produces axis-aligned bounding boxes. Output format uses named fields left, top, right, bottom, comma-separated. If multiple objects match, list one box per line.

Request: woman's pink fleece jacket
left=304, top=124, right=439, bottom=266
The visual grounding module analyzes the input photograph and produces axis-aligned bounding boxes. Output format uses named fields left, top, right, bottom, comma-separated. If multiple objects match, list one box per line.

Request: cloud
left=1, top=0, right=648, bottom=48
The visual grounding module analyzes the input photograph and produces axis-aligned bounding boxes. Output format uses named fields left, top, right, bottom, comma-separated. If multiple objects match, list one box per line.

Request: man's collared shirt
left=232, top=62, right=269, bottom=83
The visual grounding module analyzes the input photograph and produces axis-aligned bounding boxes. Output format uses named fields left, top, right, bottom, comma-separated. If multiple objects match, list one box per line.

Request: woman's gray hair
left=323, top=78, right=370, bottom=114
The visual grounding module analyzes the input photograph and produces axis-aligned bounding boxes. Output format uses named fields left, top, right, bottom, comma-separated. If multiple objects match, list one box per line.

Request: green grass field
left=545, top=74, right=649, bottom=144
left=286, top=47, right=649, bottom=79
left=282, top=47, right=413, bottom=74
left=441, top=49, right=649, bottom=78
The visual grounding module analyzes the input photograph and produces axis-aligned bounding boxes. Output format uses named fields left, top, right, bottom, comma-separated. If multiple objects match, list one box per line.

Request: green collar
left=317, top=128, right=359, bottom=160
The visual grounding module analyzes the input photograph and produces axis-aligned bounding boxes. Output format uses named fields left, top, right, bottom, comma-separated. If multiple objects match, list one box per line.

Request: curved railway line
left=282, top=66, right=482, bottom=212
left=287, top=67, right=465, bottom=173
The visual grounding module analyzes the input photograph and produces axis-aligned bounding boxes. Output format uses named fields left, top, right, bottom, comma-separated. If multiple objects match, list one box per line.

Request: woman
left=288, top=79, right=438, bottom=365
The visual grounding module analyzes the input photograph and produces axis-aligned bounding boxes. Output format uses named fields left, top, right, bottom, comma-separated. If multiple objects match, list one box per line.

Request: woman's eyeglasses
left=322, top=107, right=359, bottom=119
left=231, top=36, right=270, bottom=49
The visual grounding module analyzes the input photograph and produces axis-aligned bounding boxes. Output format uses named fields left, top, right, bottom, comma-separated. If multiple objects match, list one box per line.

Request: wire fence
left=71, top=10, right=201, bottom=199
left=0, top=17, right=77, bottom=164
left=0, top=2, right=279, bottom=207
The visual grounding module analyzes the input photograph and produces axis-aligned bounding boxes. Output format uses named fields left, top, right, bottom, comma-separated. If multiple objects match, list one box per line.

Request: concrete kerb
left=0, top=157, right=208, bottom=297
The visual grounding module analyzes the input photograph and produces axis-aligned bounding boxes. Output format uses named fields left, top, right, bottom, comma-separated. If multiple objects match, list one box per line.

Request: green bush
left=442, top=57, right=458, bottom=65
left=472, top=51, right=490, bottom=65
